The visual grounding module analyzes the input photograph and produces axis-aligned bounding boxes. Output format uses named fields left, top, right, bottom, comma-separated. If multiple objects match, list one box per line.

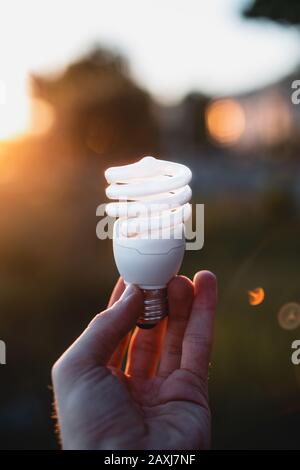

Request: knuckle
left=184, top=332, right=212, bottom=350
left=167, top=341, right=182, bottom=357
left=51, top=357, right=64, bottom=384
left=51, top=352, right=74, bottom=385
left=88, top=311, right=105, bottom=327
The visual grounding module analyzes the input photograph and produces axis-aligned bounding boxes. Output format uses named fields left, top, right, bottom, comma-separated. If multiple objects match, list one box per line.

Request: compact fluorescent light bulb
left=105, top=156, right=192, bottom=328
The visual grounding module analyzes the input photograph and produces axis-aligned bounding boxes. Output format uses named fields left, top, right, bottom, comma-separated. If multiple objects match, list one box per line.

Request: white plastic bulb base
left=113, top=224, right=185, bottom=328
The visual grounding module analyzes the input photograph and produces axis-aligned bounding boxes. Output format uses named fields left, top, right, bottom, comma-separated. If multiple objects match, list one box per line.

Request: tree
left=244, top=0, right=300, bottom=25
left=30, top=46, right=159, bottom=158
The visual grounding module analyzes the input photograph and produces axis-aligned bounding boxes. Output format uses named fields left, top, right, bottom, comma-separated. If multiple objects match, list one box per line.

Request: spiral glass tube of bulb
left=105, top=156, right=192, bottom=328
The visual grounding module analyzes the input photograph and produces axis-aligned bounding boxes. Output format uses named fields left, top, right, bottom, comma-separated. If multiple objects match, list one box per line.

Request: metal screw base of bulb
left=137, top=288, right=168, bottom=329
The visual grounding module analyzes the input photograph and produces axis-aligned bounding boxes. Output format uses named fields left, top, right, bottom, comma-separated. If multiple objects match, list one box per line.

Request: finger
left=126, top=319, right=167, bottom=378
left=108, top=335, right=131, bottom=369
left=181, top=271, right=217, bottom=383
left=158, top=276, right=194, bottom=378
left=108, top=277, right=125, bottom=307
left=107, top=278, right=130, bottom=368
left=54, top=285, right=143, bottom=376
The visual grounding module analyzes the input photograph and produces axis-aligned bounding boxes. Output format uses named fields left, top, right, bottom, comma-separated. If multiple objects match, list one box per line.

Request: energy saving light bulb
left=105, top=156, right=192, bottom=328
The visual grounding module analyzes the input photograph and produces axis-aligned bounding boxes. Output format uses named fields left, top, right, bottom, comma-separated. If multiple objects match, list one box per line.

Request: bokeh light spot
left=278, top=302, right=300, bottom=331
left=248, top=287, right=265, bottom=306
left=205, top=98, right=245, bottom=146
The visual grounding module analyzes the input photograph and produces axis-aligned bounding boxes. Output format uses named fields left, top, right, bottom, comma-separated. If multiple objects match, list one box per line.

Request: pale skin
left=52, top=270, right=217, bottom=450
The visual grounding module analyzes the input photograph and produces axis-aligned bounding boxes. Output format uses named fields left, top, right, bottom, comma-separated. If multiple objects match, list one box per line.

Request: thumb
left=53, top=285, right=143, bottom=379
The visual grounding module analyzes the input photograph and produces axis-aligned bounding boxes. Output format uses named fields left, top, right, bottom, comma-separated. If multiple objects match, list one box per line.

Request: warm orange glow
left=0, top=75, right=30, bottom=140
left=206, top=99, right=245, bottom=146
left=248, top=287, right=265, bottom=306
left=0, top=89, right=54, bottom=141
left=29, top=99, right=55, bottom=136
left=0, top=98, right=29, bottom=140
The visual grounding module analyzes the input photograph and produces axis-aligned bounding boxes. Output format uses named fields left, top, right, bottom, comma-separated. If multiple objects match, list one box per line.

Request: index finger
left=108, top=277, right=125, bottom=307
left=108, top=277, right=128, bottom=368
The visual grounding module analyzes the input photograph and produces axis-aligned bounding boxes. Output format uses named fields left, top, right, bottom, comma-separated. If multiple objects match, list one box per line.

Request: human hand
left=52, top=270, right=217, bottom=450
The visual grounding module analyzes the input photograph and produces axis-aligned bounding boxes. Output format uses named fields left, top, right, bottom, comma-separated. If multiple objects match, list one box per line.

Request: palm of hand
left=64, top=365, right=209, bottom=450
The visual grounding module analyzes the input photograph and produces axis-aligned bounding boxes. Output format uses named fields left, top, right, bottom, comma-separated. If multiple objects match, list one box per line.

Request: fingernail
left=169, top=276, right=193, bottom=301
left=194, top=271, right=217, bottom=307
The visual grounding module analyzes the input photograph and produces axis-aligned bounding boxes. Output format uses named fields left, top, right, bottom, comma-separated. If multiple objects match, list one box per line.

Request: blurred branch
left=244, top=0, right=300, bottom=25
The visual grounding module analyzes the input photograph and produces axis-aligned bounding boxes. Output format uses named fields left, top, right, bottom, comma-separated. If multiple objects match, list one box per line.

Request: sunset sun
left=0, top=78, right=30, bottom=140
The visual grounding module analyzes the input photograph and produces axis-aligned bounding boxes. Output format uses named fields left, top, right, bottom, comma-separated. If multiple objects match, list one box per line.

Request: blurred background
left=0, top=0, right=300, bottom=450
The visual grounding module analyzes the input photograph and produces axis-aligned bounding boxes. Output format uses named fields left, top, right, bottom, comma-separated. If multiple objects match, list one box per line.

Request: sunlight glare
left=0, top=78, right=30, bottom=140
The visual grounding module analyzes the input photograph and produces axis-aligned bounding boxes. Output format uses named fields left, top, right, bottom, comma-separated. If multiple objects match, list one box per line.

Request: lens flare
left=278, top=302, right=300, bottom=331
left=248, top=287, right=265, bottom=306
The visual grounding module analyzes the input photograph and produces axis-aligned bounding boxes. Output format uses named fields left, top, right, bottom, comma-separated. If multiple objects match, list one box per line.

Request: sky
left=0, top=0, right=300, bottom=138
